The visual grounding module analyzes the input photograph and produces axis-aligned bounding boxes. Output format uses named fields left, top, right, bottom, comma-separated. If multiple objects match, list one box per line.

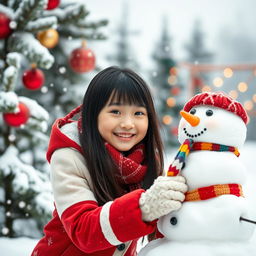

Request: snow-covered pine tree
left=108, top=0, right=139, bottom=69
left=184, top=19, right=214, bottom=94
left=151, top=17, right=185, bottom=147
left=0, top=0, right=107, bottom=238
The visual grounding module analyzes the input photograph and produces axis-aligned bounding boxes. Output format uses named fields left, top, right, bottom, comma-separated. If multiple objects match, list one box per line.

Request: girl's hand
left=139, top=176, right=188, bottom=222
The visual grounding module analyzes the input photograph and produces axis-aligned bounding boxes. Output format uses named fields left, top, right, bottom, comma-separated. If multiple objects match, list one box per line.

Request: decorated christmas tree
left=0, top=0, right=107, bottom=238
left=151, top=17, right=185, bottom=147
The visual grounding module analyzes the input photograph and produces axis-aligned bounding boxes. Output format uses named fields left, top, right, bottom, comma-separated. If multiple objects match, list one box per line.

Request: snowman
left=139, top=92, right=256, bottom=256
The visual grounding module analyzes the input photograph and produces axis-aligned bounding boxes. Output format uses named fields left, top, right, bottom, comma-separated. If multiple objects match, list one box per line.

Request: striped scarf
left=105, top=143, right=147, bottom=191
left=167, top=139, right=243, bottom=201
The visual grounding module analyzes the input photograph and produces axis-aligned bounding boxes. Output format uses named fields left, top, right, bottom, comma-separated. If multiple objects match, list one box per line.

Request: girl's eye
left=110, top=110, right=120, bottom=115
left=190, top=108, right=196, bottom=115
left=135, top=111, right=145, bottom=116
left=206, top=109, right=213, bottom=116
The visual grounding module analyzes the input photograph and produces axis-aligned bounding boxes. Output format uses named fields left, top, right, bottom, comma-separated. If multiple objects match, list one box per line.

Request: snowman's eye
left=190, top=108, right=196, bottom=115
left=206, top=110, right=213, bottom=116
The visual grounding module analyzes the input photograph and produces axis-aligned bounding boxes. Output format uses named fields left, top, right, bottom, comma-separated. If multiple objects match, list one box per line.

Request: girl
left=31, top=66, right=187, bottom=256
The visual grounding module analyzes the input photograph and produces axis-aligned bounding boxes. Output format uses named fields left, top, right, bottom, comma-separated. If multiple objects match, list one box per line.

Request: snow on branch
left=2, top=65, right=18, bottom=92
left=58, top=27, right=107, bottom=40
left=0, top=3, right=15, bottom=19
left=76, top=19, right=108, bottom=29
left=44, top=3, right=89, bottom=25
left=8, top=32, right=54, bottom=69
left=0, top=145, right=53, bottom=212
left=7, top=0, right=17, bottom=9
left=0, top=91, right=18, bottom=112
left=14, top=0, right=46, bottom=30
left=24, top=16, right=57, bottom=33
left=6, top=52, right=21, bottom=68
left=19, top=96, right=49, bottom=132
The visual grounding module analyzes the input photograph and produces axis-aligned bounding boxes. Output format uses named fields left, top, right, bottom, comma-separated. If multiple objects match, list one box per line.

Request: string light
left=213, top=77, right=223, bottom=87
left=162, top=115, right=172, bottom=125
left=229, top=90, right=238, bottom=99
left=223, top=68, right=233, bottom=78
left=244, top=100, right=253, bottom=111
left=166, top=97, right=176, bottom=107
left=252, top=94, right=256, bottom=103
left=238, top=82, right=248, bottom=92
left=168, top=75, right=177, bottom=85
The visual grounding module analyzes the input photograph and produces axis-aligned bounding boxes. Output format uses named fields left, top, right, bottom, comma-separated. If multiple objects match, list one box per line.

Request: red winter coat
left=31, top=115, right=158, bottom=256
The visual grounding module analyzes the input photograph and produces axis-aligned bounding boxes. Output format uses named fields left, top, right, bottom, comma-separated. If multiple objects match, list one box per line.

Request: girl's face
left=97, top=98, right=149, bottom=152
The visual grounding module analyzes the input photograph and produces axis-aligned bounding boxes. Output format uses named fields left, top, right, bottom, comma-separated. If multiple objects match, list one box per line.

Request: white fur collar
left=60, top=122, right=81, bottom=146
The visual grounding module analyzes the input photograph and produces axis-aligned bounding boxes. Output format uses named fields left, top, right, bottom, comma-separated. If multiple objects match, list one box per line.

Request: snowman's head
left=178, top=92, right=248, bottom=149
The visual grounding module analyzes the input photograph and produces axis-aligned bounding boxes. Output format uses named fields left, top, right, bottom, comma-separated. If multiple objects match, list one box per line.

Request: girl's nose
left=180, top=110, right=200, bottom=127
left=120, top=118, right=135, bottom=129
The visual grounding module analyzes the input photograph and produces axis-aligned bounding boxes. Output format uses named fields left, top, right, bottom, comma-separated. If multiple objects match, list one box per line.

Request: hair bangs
left=108, top=76, right=146, bottom=107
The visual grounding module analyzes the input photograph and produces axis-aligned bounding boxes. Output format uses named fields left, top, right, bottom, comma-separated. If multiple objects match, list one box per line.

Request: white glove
left=139, top=176, right=188, bottom=222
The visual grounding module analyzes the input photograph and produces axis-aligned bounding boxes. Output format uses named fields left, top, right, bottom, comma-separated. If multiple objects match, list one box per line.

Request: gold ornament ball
left=37, top=28, right=59, bottom=48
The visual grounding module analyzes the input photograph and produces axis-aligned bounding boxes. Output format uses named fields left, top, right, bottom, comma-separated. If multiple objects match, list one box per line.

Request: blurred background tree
left=107, top=0, right=139, bottom=70
left=151, top=17, right=185, bottom=148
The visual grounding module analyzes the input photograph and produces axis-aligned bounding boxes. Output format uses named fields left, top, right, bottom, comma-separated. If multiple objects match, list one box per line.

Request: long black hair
left=79, top=66, right=163, bottom=206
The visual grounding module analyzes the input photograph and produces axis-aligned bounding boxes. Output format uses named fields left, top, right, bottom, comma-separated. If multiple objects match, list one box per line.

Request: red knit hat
left=183, top=92, right=248, bottom=124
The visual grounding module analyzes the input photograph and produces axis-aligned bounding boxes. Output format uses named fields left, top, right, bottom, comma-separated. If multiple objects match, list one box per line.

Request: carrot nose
left=180, top=110, right=200, bottom=127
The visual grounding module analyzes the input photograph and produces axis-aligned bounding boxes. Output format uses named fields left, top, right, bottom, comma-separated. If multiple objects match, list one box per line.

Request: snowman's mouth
left=184, top=127, right=207, bottom=138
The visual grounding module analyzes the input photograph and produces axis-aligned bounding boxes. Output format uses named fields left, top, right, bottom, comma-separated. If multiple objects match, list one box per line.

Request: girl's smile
left=98, top=100, right=148, bottom=152
left=114, top=132, right=136, bottom=140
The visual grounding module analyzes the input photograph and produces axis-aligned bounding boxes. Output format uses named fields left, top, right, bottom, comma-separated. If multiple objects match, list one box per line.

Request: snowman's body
left=139, top=100, right=255, bottom=256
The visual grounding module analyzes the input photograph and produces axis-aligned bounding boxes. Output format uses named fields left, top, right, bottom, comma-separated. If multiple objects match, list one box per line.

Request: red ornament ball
left=0, top=12, right=12, bottom=39
left=3, top=102, right=30, bottom=127
left=46, top=0, right=60, bottom=10
left=22, top=68, right=45, bottom=90
left=69, top=47, right=96, bottom=73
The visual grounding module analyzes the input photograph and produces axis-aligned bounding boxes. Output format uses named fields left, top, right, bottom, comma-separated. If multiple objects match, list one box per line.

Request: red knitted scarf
left=105, top=143, right=147, bottom=191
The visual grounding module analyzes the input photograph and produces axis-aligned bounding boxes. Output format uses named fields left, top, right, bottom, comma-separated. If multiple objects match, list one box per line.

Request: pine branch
left=44, top=3, right=89, bottom=25
left=6, top=52, right=21, bottom=68
left=24, top=16, right=57, bottom=33
left=8, top=32, right=54, bottom=69
left=14, top=0, right=46, bottom=30
left=58, top=27, right=107, bottom=40
left=0, top=3, right=14, bottom=18
left=76, top=19, right=108, bottom=29
left=0, top=91, right=18, bottom=112
left=2, top=65, right=18, bottom=91
left=7, top=0, right=19, bottom=10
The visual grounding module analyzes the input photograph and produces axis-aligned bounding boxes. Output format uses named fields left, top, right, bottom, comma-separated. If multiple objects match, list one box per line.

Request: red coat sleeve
left=61, top=189, right=157, bottom=253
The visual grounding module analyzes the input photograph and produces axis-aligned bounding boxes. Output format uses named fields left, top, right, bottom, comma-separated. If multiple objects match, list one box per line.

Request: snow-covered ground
left=1, top=141, right=256, bottom=256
